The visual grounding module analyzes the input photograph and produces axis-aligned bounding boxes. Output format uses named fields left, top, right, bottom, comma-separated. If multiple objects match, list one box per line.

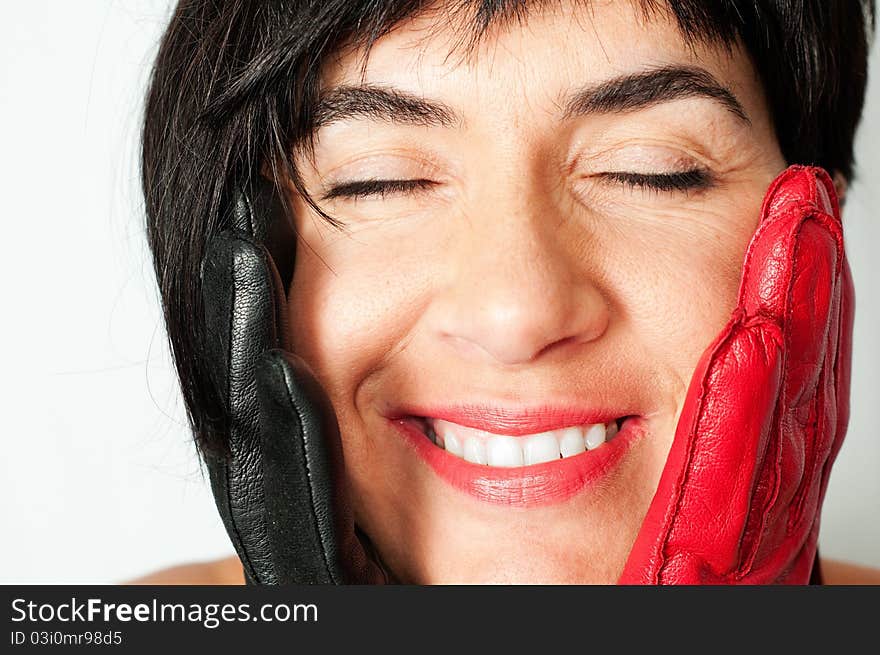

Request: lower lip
left=389, top=417, right=647, bottom=507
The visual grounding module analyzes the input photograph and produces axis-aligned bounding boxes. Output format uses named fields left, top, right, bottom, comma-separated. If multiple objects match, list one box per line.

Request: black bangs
left=142, top=0, right=874, bottom=455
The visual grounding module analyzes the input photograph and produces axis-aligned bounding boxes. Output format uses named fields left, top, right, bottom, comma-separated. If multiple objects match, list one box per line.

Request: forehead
left=319, top=0, right=747, bottom=103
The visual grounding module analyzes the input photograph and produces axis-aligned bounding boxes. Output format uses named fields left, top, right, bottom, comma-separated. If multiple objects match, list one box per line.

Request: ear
left=832, top=170, right=848, bottom=208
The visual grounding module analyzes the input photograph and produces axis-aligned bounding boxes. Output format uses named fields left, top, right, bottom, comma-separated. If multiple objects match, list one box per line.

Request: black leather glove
left=200, top=180, right=388, bottom=584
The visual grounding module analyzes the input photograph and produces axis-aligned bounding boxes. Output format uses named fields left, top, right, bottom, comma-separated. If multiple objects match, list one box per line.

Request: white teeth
left=444, top=430, right=463, bottom=457
left=425, top=417, right=623, bottom=468
left=523, top=432, right=560, bottom=465
left=584, top=423, right=606, bottom=450
left=463, top=438, right=488, bottom=465
left=486, top=435, right=524, bottom=467
left=559, top=426, right=587, bottom=457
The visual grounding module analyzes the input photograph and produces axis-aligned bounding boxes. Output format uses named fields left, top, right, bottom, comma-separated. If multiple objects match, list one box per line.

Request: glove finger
left=257, top=349, right=388, bottom=584
left=778, top=250, right=854, bottom=549
left=201, top=230, right=288, bottom=584
left=738, top=166, right=843, bottom=408
left=776, top=259, right=854, bottom=584
left=203, top=231, right=287, bottom=443
left=619, top=314, right=784, bottom=584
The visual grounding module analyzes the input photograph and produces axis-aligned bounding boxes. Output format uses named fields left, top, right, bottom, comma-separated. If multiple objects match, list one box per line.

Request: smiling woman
left=140, top=0, right=876, bottom=584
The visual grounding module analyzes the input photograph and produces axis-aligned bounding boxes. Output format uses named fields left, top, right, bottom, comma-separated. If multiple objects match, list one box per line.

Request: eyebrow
left=561, top=66, right=749, bottom=124
left=310, top=65, right=749, bottom=132
left=312, top=85, right=460, bottom=130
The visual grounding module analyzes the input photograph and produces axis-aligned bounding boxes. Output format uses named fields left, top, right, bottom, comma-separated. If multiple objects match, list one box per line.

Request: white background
left=1, top=1, right=877, bottom=583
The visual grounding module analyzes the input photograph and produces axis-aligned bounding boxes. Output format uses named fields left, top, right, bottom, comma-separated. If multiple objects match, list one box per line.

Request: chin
left=420, top=538, right=628, bottom=584
left=426, top=561, right=620, bottom=585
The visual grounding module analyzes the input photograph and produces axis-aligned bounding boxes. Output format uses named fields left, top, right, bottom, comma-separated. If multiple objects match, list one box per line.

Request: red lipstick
left=387, top=407, right=646, bottom=507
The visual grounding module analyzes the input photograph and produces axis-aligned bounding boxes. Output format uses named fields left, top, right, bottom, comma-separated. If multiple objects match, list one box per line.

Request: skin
left=285, top=0, right=786, bottom=584
left=136, top=0, right=876, bottom=584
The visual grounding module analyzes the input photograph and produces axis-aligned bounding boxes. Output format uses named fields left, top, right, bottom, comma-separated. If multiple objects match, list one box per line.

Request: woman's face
left=286, top=0, right=786, bottom=583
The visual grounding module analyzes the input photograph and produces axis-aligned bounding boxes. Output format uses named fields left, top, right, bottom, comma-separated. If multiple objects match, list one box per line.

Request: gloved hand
left=619, top=165, right=854, bottom=584
left=200, top=180, right=387, bottom=584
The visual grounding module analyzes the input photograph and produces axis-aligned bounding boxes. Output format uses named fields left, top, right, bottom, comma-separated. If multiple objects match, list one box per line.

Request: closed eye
left=597, top=169, right=714, bottom=193
left=320, top=178, right=439, bottom=201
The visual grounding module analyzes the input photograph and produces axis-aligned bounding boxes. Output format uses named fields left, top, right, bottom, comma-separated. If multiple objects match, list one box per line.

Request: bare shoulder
left=124, top=556, right=245, bottom=585
left=821, top=557, right=880, bottom=585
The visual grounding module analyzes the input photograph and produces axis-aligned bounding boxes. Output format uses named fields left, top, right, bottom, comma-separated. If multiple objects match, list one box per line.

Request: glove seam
left=225, top=241, right=265, bottom=585
left=279, top=362, right=341, bottom=585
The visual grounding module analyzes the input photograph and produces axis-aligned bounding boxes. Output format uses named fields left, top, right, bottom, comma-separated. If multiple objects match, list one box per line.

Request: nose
left=426, top=201, right=609, bottom=366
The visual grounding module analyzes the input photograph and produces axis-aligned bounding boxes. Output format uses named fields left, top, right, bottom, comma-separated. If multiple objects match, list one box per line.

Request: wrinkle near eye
left=576, top=145, right=707, bottom=179
left=566, top=98, right=759, bottom=173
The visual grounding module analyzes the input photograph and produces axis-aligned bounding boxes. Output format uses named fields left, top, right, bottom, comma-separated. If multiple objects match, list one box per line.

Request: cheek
left=611, top=194, right=764, bottom=395
left=285, top=226, right=433, bottom=401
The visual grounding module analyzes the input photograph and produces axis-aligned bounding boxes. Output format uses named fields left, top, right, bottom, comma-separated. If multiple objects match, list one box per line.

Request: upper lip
left=388, top=404, right=634, bottom=436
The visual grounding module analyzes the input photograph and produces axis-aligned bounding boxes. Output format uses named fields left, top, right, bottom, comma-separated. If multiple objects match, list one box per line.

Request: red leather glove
left=619, top=165, right=854, bottom=584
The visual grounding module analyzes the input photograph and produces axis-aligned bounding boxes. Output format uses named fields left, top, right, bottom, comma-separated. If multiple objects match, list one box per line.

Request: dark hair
left=142, top=0, right=875, bottom=456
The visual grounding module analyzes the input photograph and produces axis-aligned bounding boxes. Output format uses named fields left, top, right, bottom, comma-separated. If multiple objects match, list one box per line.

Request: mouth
left=387, top=407, right=646, bottom=507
